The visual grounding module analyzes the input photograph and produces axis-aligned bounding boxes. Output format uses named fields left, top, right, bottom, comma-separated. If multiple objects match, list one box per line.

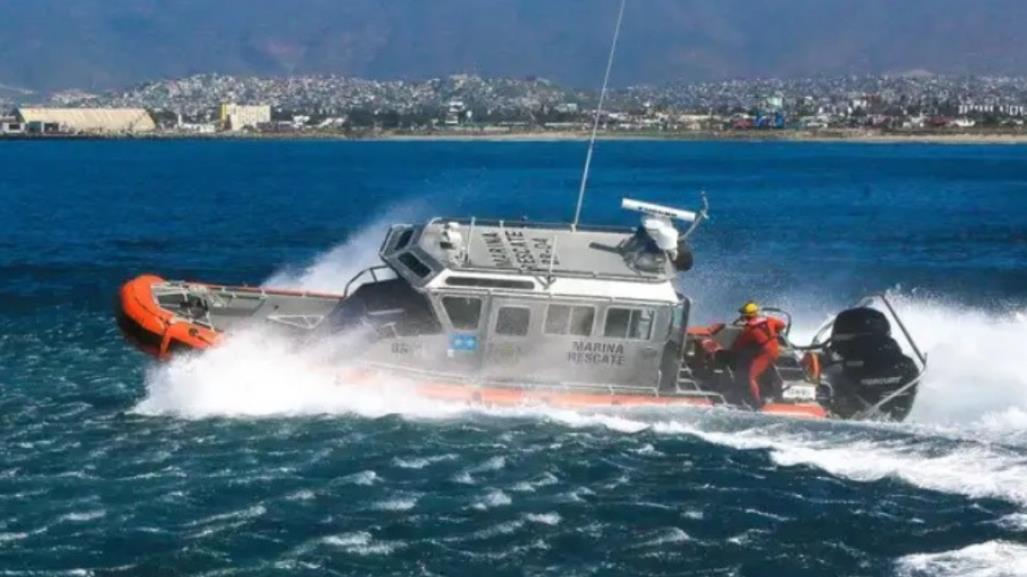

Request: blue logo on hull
left=449, top=333, right=479, bottom=352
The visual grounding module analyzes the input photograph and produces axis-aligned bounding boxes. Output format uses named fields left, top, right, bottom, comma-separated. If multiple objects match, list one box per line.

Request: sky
left=1, top=0, right=1025, bottom=93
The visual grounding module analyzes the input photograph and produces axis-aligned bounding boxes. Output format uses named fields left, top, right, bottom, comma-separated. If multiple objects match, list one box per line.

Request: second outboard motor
left=822, top=307, right=920, bottom=420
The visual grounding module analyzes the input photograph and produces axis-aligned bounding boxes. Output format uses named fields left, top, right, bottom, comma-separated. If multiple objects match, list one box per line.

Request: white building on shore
left=219, top=103, right=271, bottom=131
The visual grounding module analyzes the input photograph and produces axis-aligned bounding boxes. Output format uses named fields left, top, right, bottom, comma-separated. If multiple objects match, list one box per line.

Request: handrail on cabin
left=344, top=265, right=394, bottom=298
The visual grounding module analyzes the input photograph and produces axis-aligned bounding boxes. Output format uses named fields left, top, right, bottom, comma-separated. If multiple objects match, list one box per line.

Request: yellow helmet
left=739, top=301, right=760, bottom=317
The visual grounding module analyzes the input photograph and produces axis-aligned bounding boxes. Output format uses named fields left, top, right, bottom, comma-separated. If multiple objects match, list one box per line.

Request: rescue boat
left=116, top=0, right=926, bottom=421
left=116, top=197, right=925, bottom=421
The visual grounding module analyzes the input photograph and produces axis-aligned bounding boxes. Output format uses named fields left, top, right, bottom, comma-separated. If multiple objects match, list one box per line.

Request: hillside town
left=2, top=73, right=1027, bottom=138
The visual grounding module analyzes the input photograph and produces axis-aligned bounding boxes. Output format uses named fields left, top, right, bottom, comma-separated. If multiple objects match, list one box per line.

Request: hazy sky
left=1, top=0, right=1025, bottom=92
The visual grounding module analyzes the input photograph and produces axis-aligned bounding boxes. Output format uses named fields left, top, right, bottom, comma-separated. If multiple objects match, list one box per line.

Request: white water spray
left=262, top=202, right=425, bottom=292
left=136, top=207, right=1027, bottom=525
left=887, top=295, right=1027, bottom=429
left=135, top=327, right=466, bottom=420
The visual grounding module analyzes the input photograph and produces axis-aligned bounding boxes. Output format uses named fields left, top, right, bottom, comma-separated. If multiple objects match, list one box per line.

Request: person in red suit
left=732, top=301, right=787, bottom=407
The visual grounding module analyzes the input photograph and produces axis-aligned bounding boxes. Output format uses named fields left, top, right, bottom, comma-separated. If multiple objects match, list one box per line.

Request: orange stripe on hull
left=412, top=382, right=715, bottom=409
left=349, top=373, right=826, bottom=415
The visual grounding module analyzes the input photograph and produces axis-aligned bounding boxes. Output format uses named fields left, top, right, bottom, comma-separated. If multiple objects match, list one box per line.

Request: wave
left=648, top=416, right=1027, bottom=506
left=896, top=540, right=1027, bottom=577
left=320, top=531, right=404, bottom=556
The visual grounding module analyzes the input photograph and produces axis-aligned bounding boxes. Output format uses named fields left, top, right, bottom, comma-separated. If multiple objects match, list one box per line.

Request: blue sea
left=1, top=140, right=1026, bottom=576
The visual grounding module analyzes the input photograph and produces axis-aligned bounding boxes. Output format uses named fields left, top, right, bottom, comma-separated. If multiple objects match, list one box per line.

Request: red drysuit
left=732, top=316, right=787, bottom=405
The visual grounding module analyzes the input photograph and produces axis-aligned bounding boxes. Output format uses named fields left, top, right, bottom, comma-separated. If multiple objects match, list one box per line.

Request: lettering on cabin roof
left=481, top=232, right=513, bottom=268
left=480, top=229, right=560, bottom=270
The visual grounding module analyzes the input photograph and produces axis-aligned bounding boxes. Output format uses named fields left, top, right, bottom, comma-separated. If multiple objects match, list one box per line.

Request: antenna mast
left=572, top=0, right=627, bottom=229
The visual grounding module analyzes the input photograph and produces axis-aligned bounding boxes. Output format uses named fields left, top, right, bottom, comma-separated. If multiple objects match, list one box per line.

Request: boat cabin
left=333, top=213, right=695, bottom=391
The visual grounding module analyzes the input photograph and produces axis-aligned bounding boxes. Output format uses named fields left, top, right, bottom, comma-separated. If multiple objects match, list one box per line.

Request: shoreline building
left=219, top=103, right=271, bottom=131
left=15, top=108, right=155, bottom=134
left=444, top=100, right=468, bottom=126
left=0, top=116, right=24, bottom=135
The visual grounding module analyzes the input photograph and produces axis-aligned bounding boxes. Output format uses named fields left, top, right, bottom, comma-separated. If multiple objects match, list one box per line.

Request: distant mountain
left=3, top=0, right=1027, bottom=92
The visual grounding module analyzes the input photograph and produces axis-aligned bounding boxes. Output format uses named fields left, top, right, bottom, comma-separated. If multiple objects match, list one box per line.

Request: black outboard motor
left=821, top=307, right=920, bottom=420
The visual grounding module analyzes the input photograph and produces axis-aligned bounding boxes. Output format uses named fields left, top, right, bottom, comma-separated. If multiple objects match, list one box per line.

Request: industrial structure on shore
left=0, top=102, right=270, bottom=136
left=6, top=107, right=155, bottom=135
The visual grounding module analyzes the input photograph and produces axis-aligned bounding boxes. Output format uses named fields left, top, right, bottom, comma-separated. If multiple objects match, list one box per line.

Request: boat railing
left=854, top=294, right=928, bottom=420
left=449, top=262, right=672, bottom=284
left=810, top=293, right=927, bottom=370
left=865, top=294, right=927, bottom=369
left=433, top=216, right=634, bottom=235
left=344, top=265, right=395, bottom=298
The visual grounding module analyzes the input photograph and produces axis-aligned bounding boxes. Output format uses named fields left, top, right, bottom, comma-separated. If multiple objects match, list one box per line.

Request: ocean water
left=1, top=140, right=1026, bottom=576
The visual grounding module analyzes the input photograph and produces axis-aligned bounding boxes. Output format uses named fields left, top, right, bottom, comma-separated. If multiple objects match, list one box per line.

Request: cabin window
left=328, top=278, right=441, bottom=337
left=495, top=306, right=531, bottom=336
left=398, top=252, right=431, bottom=278
left=442, top=296, right=482, bottom=330
left=393, top=228, right=414, bottom=252
left=445, top=276, right=535, bottom=290
left=544, top=304, right=595, bottom=337
left=367, top=304, right=442, bottom=338
left=603, top=307, right=655, bottom=340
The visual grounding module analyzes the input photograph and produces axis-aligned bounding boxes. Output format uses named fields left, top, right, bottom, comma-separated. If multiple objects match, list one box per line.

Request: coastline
left=4, top=128, right=1027, bottom=145
left=377, top=129, right=1027, bottom=145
